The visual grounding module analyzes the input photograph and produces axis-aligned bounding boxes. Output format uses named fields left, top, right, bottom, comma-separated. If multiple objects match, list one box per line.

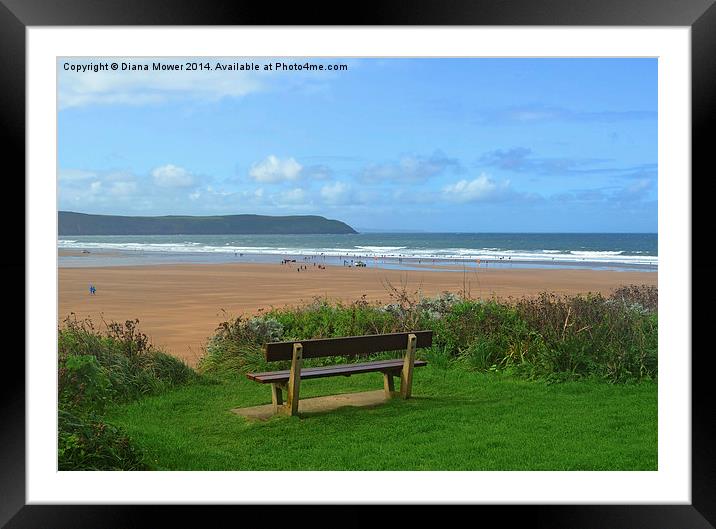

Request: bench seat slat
left=248, top=358, right=414, bottom=379
left=247, top=359, right=427, bottom=384
left=249, top=358, right=410, bottom=379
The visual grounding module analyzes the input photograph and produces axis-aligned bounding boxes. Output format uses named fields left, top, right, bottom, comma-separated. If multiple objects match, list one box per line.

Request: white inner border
left=27, top=27, right=690, bottom=504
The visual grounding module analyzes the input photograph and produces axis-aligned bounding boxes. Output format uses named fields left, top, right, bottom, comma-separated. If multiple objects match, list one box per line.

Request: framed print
left=5, top=0, right=715, bottom=527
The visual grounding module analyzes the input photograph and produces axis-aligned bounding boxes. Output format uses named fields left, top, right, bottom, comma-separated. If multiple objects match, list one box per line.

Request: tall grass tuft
left=59, top=315, right=197, bottom=404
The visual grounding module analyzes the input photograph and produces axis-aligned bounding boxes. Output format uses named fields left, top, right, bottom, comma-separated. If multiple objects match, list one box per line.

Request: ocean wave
left=570, top=250, right=624, bottom=256
left=355, top=246, right=408, bottom=252
left=58, top=239, right=658, bottom=266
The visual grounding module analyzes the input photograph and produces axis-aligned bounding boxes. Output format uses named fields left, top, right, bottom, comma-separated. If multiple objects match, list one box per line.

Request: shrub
left=58, top=409, right=146, bottom=471
left=416, top=291, right=461, bottom=319
left=59, top=354, right=112, bottom=413
left=430, top=299, right=526, bottom=357
left=610, top=284, right=658, bottom=313
left=513, top=292, right=657, bottom=382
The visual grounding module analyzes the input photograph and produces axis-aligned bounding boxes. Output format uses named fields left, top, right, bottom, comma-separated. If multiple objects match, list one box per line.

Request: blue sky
left=58, top=57, right=657, bottom=232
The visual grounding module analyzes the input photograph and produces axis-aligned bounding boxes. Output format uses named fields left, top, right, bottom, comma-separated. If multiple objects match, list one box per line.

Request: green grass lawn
left=106, top=366, right=657, bottom=471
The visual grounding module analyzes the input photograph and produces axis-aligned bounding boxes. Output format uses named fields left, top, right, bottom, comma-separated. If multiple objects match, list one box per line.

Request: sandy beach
left=58, top=259, right=657, bottom=366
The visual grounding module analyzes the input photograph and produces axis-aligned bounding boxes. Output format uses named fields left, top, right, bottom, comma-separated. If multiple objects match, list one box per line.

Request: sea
left=58, top=233, right=657, bottom=272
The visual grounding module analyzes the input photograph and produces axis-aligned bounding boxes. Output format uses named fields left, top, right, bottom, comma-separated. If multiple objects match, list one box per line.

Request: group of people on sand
left=294, top=263, right=327, bottom=272
left=281, top=254, right=332, bottom=271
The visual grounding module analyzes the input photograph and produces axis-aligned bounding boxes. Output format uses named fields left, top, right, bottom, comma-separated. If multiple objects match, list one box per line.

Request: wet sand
left=58, top=262, right=657, bottom=366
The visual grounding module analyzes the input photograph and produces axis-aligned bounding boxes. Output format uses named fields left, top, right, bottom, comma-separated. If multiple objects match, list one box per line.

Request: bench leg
left=400, top=333, right=417, bottom=399
left=285, top=343, right=303, bottom=416
left=271, top=383, right=283, bottom=413
left=383, top=373, right=395, bottom=397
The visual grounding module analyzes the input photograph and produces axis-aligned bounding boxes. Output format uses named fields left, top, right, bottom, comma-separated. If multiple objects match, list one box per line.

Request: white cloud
left=304, top=164, right=333, bottom=180
left=58, top=59, right=263, bottom=110
left=613, top=178, right=653, bottom=202
left=277, top=188, right=307, bottom=205
left=152, top=164, right=195, bottom=188
left=320, top=181, right=351, bottom=204
left=58, top=168, right=97, bottom=182
left=249, top=155, right=302, bottom=183
left=109, top=181, right=138, bottom=197
left=624, top=178, right=652, bottom=194
left=360, top=151, right=460, bottom=183
left=442, top=174, right=512, bottom=203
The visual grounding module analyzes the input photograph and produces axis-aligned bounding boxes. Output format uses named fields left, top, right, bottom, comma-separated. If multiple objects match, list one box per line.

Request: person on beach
left=89, top=285, right=96, bottom=295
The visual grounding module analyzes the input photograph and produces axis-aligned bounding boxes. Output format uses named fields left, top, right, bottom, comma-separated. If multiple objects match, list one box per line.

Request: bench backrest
left=264, top=331, right=433, bottom=361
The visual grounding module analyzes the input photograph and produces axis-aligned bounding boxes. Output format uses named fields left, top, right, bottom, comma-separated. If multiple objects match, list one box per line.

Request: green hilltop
left=59, top=211, right=357, bottom=235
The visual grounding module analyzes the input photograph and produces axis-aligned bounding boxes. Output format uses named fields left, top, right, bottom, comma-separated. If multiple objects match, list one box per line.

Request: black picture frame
left=4, top=0, right=713, bottom=527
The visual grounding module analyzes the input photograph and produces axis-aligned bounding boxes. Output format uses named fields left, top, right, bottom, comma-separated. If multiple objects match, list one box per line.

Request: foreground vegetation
left=58, top=284, right=658, bottom=470
left=107, top=371, right=657, bottom=471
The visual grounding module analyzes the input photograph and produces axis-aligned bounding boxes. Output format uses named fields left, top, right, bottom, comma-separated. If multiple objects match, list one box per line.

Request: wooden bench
left=246, top=331, right=433, bottom=416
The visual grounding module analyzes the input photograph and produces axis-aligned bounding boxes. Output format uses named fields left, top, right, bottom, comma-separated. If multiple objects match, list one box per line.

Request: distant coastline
left=58, top=211, right=357, bottom=235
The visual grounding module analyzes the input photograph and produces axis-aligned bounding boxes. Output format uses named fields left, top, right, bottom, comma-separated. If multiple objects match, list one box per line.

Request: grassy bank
left=59, top=285, right=658, bottom=471
left=58, top=316, right=197, bottom=470
left=106, top=369, right=657, bottom=471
